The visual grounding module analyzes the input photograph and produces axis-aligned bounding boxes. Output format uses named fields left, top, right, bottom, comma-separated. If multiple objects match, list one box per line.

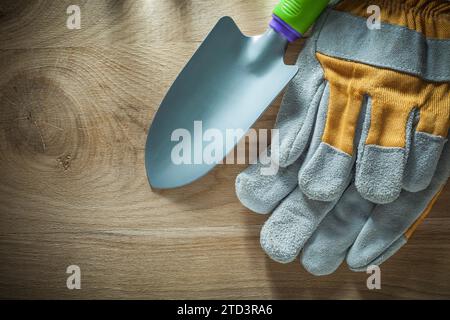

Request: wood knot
left=56, top=154, right=72, bottom=171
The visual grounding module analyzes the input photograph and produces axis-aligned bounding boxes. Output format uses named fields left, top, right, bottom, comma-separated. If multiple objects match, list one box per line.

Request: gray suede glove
left=237, top=133, right=449, bottom=275
left=236, top=0, right=450, bottom=275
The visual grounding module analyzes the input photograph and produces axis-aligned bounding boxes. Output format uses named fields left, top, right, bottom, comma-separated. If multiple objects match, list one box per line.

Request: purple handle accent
left=269, top=14, right=302, bottom=42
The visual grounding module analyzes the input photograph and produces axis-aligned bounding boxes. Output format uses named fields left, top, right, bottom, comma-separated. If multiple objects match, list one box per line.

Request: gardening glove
left=236, top=0, right=450, bottom=275
left=238, top=98, right=448, bottom=275
left=270, top=0, right=450, bottom=204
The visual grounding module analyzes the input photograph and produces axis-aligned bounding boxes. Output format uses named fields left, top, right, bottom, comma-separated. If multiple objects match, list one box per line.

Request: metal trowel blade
left=145, top=16, right=298, bottom=189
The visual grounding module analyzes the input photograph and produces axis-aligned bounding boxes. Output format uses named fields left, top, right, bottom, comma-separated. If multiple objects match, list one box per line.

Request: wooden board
left=0, top=0, right=449, bottom=299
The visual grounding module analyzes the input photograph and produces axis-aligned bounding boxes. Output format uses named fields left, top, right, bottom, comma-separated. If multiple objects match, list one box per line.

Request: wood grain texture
left=0, top=0, right=449, bottom=299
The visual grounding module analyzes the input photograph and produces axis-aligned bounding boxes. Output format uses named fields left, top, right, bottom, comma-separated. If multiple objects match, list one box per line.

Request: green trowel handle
left=273, top=0, right=330, bottom=35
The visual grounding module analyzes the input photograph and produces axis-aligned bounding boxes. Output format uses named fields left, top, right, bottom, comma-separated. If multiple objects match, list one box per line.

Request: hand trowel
left=146, top=0, right=330, bottom=189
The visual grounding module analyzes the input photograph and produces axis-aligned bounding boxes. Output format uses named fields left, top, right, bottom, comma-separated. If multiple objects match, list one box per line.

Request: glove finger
left=276, top=72, right=326, bottom=168
left=403, top=132, right=446, bottom=192
left=260, top=186, right=338, bottom=263
left=347, top=137, right=450, bottom=269
left=301, top=184, right=375, bottom=276
left=275, top=13, right=329, bottom=168
left=235, top=151, right=301, bottom=214
left=298, top=84, right=369, bottom=201
left=346, top=187, right=443, bottom=270
left=298, top=142, right=353, bottom=202
left=355, top=101, right=416, bottom=204
left=348, top=237, right=406, bottom=272
left=403, top=108, right=449, bottom=192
